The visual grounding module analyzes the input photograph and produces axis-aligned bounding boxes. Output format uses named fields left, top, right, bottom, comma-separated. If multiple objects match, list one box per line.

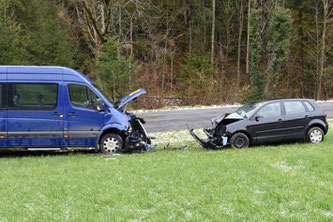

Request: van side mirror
left=255, top=115, right=264, bottom=121
left=96, top=98, right=105, bottom=111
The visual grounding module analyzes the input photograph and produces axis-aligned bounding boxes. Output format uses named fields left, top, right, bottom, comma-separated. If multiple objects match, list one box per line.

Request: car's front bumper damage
left=188, top=126, right=228, bottom=150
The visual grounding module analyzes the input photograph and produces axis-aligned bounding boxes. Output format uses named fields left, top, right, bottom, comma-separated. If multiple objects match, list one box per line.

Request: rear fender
left=307, top=119, right=328, bottom=135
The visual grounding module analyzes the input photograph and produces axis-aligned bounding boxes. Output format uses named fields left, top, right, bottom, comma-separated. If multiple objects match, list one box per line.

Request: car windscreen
left=92, top=84, right=114, bottom=108
left=236, top=101, right=264, bottom=118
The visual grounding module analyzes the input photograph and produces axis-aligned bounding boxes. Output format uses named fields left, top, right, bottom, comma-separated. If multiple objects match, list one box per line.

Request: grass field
left=0, top=123, right=332, bottom=221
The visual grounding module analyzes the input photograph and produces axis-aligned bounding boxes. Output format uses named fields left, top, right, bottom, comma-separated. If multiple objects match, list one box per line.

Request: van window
left=7, top=83, right=58, bottom=110
left=0, top=84, right=4, bottom=109
left=284, top=101, right=306, bottom=114
left=68, top=84, right=99, bottom=110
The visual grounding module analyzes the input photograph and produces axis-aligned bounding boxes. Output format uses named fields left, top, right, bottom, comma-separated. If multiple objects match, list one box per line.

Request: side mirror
left=96, top=98, right=105, bottom=111
left=255, top=115, right=264, bottom=121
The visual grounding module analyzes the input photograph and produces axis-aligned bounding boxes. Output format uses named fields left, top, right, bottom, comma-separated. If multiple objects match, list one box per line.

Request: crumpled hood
left=117, top=89, right=146, bottom=109
left=211, top=112, right=244, bottom=126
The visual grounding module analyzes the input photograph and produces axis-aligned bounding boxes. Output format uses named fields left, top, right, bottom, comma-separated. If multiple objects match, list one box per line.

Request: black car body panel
left=189, top=99, right=329, bottom=149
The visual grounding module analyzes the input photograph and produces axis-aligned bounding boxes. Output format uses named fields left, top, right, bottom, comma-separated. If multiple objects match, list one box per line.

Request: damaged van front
left=96, top=88, right=152, bottom=154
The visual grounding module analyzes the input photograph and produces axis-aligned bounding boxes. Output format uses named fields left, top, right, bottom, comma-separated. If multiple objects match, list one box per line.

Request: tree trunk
left=246, top=0, right=251, bottom=76
left=237, top=0, right=244, bottom=88
left=117, top=4, right=122, bottom=59
left=298, top=9, right=305, bottom=97
left=317, top=0, right=329, bottom=100
left=211, top=0, right=216, bottom=64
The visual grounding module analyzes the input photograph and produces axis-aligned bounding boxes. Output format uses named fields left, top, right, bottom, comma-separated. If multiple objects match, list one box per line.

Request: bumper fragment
left=188, top=126, right=228, bottom=150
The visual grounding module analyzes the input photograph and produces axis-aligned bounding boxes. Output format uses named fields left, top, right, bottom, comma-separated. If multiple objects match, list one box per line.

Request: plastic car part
left=188, top=127, right=228, bottom=150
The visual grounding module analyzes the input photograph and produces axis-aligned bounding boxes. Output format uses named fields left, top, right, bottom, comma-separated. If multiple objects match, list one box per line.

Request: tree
left=317, top=0, right=332, bottom=99
left=265, top=5, right=292, bottom=97
left=96, top=38, right=141, bottom=101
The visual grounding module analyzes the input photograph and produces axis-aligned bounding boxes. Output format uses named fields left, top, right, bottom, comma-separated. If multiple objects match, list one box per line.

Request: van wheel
left=230, top=133, right=249, bottom=149
left=307, top=127, right=324, bottom=144
left=100, top=133, right=124, bottom=154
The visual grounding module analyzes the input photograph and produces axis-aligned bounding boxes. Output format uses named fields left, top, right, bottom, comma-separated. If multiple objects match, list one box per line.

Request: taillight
left=324, top=112, right=327, bottom=120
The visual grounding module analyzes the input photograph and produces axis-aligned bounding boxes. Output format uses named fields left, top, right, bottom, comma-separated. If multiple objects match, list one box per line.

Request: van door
left=7, top=83, right=64, bottom=147
left=0, top=83, right=7, bottom=147
left=64, top=83, right=105, bottom=147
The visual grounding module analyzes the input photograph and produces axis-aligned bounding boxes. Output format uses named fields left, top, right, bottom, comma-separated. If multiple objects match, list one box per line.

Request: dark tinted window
left=8, top=83, right=58, bottom=110
left=0, top=84, right=3, bottom=108
left=257, top=102, right=281, bottom=118
left=304, top=101, right=315, bottom=112
left=284, top=101, right=306, bottom=114
left=68, top=84, right=99, bottom=110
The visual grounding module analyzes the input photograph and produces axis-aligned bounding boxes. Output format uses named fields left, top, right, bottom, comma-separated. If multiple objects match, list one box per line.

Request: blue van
left=0, top=66, right=151, bottom=153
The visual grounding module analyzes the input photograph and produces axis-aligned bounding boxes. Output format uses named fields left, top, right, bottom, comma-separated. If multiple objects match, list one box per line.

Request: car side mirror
left=96, top=98, right=105, bottom=112
left=255, top=115, right=264, bottom=121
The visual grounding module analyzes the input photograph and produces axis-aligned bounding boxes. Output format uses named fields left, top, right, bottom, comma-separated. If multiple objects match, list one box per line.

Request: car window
left=256, top=102, right=281, bottom=118
left=236, top=101, right=265, bottom=117
left=284, top=101, right=306, bottom=114
left=304, top=101, right=315, bottom=112
left=68, top=84, right=99, bottom=110
left=7, top=83, right=58, bottom=110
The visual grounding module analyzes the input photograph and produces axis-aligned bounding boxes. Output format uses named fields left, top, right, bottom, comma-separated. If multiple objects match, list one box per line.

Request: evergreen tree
left=265, top=5, right=292, bottom=97
left=96, top=38, right=141, bottom=101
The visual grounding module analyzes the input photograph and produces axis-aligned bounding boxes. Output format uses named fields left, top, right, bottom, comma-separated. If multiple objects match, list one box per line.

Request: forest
left=0, top=0, right=332, bottom=108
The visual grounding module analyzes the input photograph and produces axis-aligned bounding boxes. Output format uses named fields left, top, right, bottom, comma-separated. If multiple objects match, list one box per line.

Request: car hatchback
left=189, top=99, right=329, bottom=149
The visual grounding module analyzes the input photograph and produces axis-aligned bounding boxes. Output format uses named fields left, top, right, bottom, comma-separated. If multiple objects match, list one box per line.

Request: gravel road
left=137, top=101, right=333, bottom=133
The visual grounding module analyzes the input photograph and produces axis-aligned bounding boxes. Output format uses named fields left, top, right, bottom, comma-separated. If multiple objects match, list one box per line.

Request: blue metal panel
left=63, top=83, right=105, bottom=147
left=7, top=82, right=64, bottom=147
left=7, top=67, right=62, bottom=81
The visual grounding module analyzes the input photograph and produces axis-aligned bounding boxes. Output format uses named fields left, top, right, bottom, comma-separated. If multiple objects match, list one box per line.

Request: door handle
left=305, top=115, right=309, bottom=119
left=278, top=119, right=283, bottom=123
left=68, top=112, right=78, bottom=117
left=53, top=112, right=63, bottom=117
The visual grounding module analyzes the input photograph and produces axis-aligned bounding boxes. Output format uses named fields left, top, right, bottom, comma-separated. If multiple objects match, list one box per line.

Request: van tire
left=100, top=133, right=124, bottom=154
left=230, top=133, right=249, bottom=149
left=307, top=127, right=324, bottom=144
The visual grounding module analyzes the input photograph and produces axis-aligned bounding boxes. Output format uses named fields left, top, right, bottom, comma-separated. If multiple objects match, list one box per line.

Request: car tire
left=100, top=133, right=124, bottom=154
left=230, top=133, right=249, bottom=149
left=307, top=127, right=324, bottom=144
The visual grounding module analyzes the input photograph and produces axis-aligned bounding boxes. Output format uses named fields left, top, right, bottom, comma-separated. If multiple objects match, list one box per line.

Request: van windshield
left=92, top=84, right=114, bottom=108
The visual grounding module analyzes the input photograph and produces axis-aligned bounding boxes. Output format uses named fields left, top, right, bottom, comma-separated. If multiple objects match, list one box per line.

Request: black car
left=189, top=99, right=329, bottom=149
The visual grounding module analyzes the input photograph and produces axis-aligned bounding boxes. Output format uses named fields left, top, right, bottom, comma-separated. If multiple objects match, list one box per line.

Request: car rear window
left=304, top=101, right=315, bottom=112
left=284, top=101, right=306, bottom=114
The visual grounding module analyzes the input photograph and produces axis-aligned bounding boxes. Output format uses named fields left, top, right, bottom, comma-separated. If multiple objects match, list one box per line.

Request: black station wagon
left=189, top=99, right=329, bottom=149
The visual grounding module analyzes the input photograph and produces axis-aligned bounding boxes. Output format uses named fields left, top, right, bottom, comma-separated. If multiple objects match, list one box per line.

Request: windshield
left=92, top=84, right=114, bottom=107
left=235, top=101, right=264, bottom=117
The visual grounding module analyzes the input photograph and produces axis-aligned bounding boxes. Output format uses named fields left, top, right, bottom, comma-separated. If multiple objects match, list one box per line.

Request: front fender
left=100, top=123, right=128, bottom=133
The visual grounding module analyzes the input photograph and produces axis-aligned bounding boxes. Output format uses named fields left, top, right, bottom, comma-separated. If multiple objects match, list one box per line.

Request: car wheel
left=100, top=133, right=124, bottom=154
left=230, top=133, right=249, bottom=149
left=307, top=127, right=324, bottom=144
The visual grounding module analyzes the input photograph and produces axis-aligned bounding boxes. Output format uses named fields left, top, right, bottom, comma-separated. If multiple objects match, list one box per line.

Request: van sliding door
left=6, top=83, right=64, bottom=147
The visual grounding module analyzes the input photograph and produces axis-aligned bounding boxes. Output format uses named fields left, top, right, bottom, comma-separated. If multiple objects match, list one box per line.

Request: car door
left=247, top=102, right=285, bottom=143
left=65, top=83, right=105, bottom=147
left=283, top=100, right=310, bottom=139
left=7, top=83, right=64, bottom=147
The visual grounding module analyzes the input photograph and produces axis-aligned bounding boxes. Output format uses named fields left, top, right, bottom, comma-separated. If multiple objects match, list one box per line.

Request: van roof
left=0, top=66, right=92, bottom=84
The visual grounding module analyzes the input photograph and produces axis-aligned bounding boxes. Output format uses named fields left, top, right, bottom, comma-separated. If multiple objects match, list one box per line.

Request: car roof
left=252, top=98, right=314, bottom=104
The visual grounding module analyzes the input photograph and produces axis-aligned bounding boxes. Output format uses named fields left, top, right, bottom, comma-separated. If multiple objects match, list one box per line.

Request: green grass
left=0, top=123, right=332, bottom=221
